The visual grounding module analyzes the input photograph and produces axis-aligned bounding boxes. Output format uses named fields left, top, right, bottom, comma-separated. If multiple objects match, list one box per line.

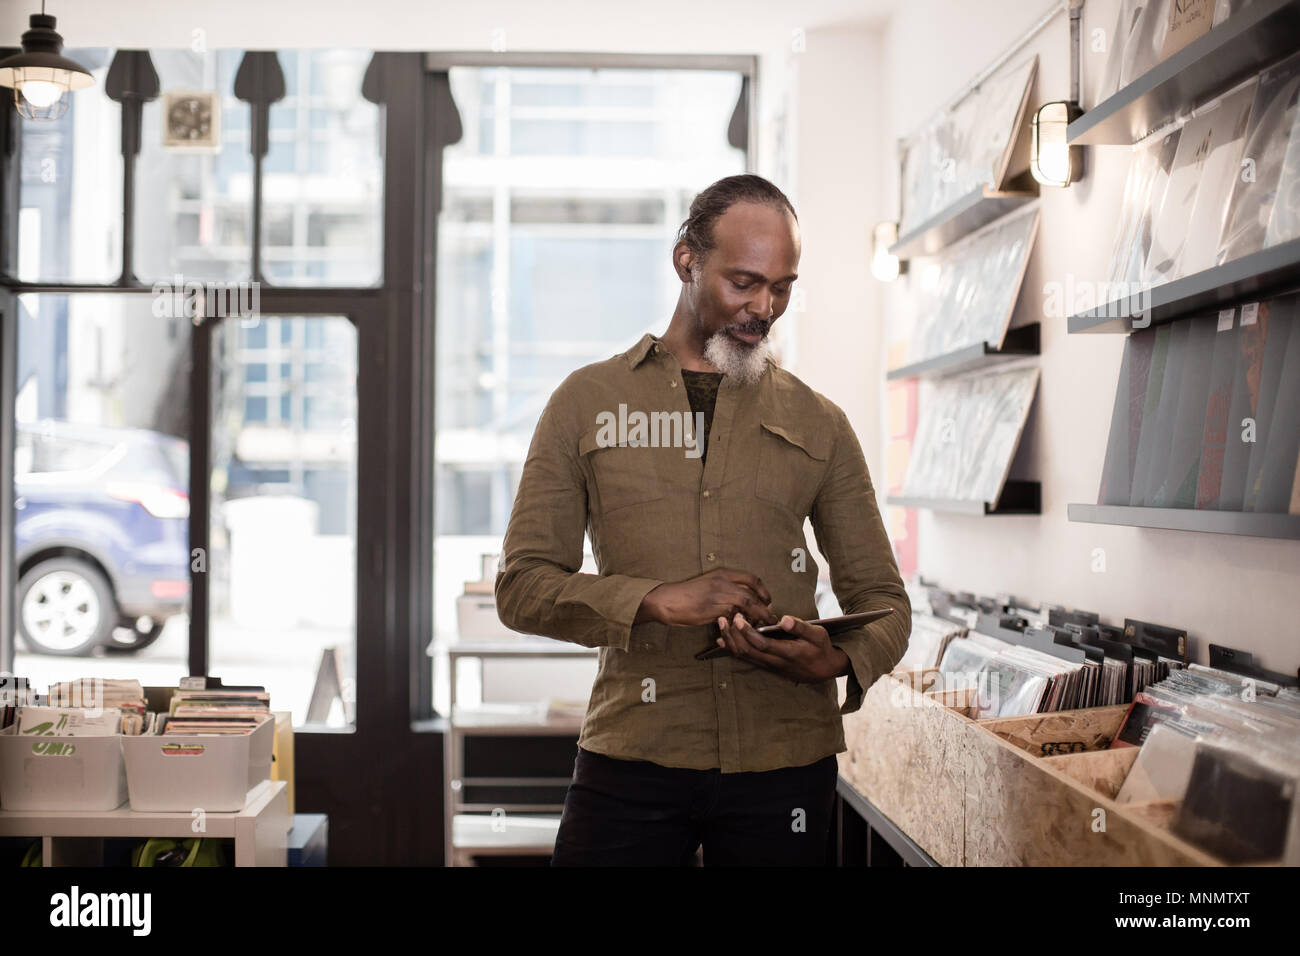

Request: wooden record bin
left=838, top=669, right=1228, bottom=866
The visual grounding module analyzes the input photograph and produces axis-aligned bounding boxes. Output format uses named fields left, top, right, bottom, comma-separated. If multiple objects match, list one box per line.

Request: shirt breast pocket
left=578, top=427, right=667, bottom=516
left=754, top=419, right=830, bottom=518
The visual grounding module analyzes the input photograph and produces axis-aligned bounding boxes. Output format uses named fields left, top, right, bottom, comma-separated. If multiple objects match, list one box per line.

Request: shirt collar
left=624, top=332, right=660, bottom=369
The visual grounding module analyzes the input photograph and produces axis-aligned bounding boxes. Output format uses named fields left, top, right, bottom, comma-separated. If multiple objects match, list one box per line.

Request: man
left=495, top=173, right=911, bottom=866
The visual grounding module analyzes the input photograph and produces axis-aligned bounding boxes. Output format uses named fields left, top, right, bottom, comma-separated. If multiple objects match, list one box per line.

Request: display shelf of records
left=1076, top=49, right=1300, bottom=335
left=838, top=588, right=1300, bottom=865
left=1074, top=293, right=1300, bottom=537
left=886, top=322, right=1040, bottom=380
left=895, top=55, right=1038, bottom=258
left=1069, top=0, right=1300, bottom=147
left=890, top=364, right=1041, bottom=515
left=889, top=184, right=1037, bottom=261
left=1070, top=239, right=1300, bottom=334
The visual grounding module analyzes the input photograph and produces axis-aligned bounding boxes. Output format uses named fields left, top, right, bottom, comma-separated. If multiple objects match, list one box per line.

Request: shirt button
left=653, top=344, right=660, bottom=353
left=643, top=643, right=653, bottom=651
left=719, top=682, right=727, bottom=689
left=702, top=489, right=711, bottom=498
left=706, top=552, right=716, bottom=562
left=670, top=380, right=677, bottom=388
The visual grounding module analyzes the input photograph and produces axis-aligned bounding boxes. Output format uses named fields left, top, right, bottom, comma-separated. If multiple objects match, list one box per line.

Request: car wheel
left=103, top=620, right=167, bottom=654
left=17, top=558, right=116, bottom=657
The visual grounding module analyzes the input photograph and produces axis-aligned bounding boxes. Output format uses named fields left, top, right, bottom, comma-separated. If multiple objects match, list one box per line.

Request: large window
left=12, top=294, right=189, bottom=688
left=432, top=66, right=747, bottom=713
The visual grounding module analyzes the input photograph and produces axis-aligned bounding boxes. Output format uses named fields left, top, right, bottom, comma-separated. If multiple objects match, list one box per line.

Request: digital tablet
left=694, top=608, right=895, bottom=661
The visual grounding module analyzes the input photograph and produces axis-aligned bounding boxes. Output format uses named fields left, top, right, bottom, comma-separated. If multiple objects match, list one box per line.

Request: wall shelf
left=887, top=480, right=1041, bottom=516
left=890, top=185, right=1037, bottom=261
left=1067, top=238, right=1300, bottom=333
left=1067, top=0, right=1300, bottom=147
left=886, top=323, right=1040, bottom=380
left=1067, top=503, right=1300, bottom=539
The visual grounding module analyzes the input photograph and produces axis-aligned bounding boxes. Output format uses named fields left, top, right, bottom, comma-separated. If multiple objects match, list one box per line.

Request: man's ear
left=672, top=241, right=695, bottom=283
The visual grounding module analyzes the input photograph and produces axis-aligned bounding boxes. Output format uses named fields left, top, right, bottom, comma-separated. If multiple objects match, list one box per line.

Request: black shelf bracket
left=888, top=480, right=1041, bottom=516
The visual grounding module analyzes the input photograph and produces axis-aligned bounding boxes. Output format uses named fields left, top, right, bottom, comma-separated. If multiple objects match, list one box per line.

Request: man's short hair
left=675, top=174, right=798, bottom=266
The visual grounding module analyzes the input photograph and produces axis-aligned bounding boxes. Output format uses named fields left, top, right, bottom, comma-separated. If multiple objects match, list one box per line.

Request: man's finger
left=777, top=614, right=830, bottom=645
left=719, top=583, right=775, bottom=625
left=729, top=613, right=797, bottom=668
left=720, top=568, right=772, bottom=605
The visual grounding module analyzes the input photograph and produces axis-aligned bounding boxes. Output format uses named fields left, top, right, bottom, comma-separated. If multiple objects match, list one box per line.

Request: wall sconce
left=0, top=7, right=95, bottom=121
left=1030, top=101, right=1083, bottom=187
left=871, top=221, right=905, bottom=282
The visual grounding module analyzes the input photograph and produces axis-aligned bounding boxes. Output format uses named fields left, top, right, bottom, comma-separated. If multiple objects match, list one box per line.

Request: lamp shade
left=0, top=13, right=96, bottom=121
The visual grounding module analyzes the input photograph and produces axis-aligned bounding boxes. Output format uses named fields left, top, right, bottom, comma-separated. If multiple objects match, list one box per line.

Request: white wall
left=785, top=25, right=887, bottom=476
left=861, top=0, right=1300, bottom=671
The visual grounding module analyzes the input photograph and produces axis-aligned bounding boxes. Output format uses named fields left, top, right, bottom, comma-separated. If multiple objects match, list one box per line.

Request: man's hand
left=715, top=613, right=851, bottom=684
left=635, top=568, right=777, bottom=627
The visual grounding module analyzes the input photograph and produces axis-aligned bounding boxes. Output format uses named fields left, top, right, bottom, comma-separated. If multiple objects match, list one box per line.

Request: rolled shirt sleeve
left=494, top=389, right=663, bottom=650
left=810, top=405, right=912, bottom=714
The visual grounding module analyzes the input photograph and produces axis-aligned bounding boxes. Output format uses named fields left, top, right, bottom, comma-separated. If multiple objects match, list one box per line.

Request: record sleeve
left=1136, top=320, right=1190, bottom=505
left=1118, top=0, right=1171, bottom=88
left=1218, top=300, right=1280, bottom=508
left=900, top=365, right=1040, bottom=504
left=1143, top=108, right=1219, bottom=285
left=1217, top=51, right=1300, bottom=265
left=1242, top=296, right=1297, bottom=510
left=1159, top=0, right=1214, bottom=60
left=1159, top=314, right=1218, bottom=507
left=1129, top=324, right=1173, bottom=505
left=967, top=56, right=1037, bottom=190
left=1107, top=129, right=1182, bottom=288
left=1174, top=80, right=1258, bottom=277
left=1172, top=741, right=1297, bottom=863
left=1248, top=295, right=1300, bottom=512
left=1263, top=82, right=1300, bottom=247
left=1194, top=309, right=1242, bottom=508
left=903, top=204, right=1039, bottom=364
left=1116, top=721, right=1199, bottom=803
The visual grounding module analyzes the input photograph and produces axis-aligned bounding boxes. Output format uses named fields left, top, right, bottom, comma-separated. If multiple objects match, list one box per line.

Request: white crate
left=0, top=727, right=128, bottom=812
left=122, top=716, right=274, bottom=812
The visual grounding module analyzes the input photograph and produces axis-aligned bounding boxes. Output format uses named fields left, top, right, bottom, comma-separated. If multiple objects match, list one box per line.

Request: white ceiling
left=0, top=0, right=898, bottom=51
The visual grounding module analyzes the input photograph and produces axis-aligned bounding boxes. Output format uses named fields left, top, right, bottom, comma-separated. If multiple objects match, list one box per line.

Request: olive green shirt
left=494, top=332, right=912, bottom=772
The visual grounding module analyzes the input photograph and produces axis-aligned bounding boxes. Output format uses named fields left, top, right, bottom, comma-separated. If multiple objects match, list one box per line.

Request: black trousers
left=550, top=746, right=839, bottom=866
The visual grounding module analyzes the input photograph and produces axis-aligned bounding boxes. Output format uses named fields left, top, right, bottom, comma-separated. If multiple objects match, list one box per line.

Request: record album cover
left=1219, top=300, right=1283, bottom=508
left=1195, top=309, right=1243, bottom=508
left=1249, top=295, right=1300, bottom=512
left=1217, top=51, right=1300, bottom=265
left=1136, top=320, right=1190, bottom=505
left=1160, top=0, right=1214, bottom=61
left=1130, top=324, right=1173, bottom=506
left=1160, top=314, right=1218, bottom=507
left=1176, top=80, right=1258, bottom=277
left=1242, top=296, right=1297, bottom=510
left=1107, top=129, right=1183, bottom=288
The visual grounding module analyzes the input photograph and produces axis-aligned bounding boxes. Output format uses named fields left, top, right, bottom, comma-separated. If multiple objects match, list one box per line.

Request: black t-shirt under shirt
left=680, top=369, right=723, bottom=464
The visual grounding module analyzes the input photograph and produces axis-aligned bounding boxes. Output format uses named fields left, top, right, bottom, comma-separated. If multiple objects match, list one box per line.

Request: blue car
left=14, top=421, right=191, bottom=656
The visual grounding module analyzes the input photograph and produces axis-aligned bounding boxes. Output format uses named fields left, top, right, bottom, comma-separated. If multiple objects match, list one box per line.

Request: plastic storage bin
left=0, top=726, right=128, bottom=811
left=122, top=716, right=274, bottom=812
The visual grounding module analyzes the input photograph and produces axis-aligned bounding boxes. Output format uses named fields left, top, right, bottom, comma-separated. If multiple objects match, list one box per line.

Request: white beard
left=704, top=328, right=772, bottom=385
